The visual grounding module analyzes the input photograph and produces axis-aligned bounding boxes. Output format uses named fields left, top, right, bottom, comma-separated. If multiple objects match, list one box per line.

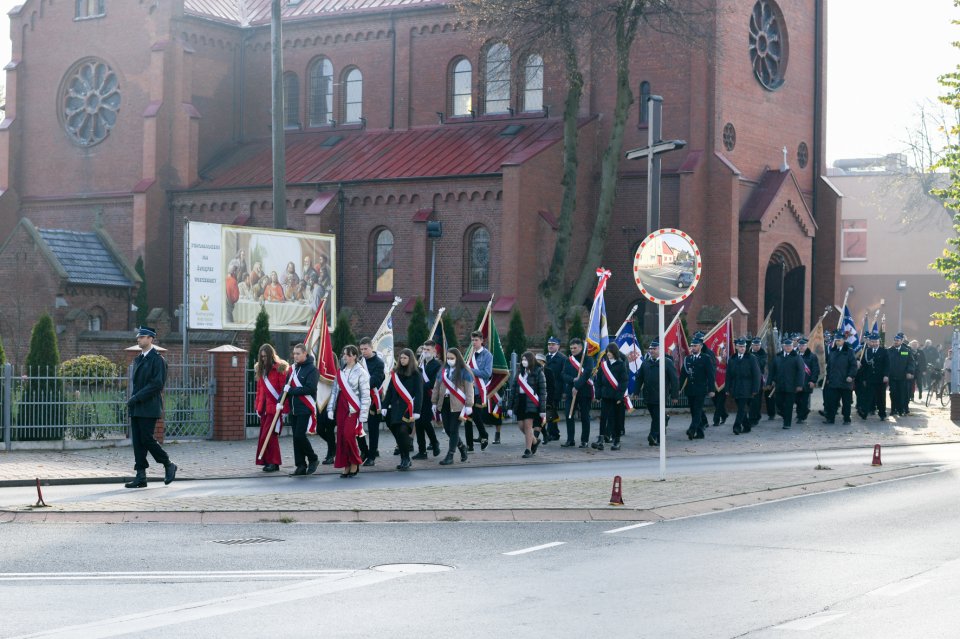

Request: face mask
left=521, top=360, right=529, bottom=368
left=422, top=351, right=433, bottom=360
left=607, top=355, right=616, bottom=362
left=446, top=358, right=456, bottom=366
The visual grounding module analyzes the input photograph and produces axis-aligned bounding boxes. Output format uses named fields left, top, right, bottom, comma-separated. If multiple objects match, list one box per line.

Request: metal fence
left=2, top=355, right=215, bottom=449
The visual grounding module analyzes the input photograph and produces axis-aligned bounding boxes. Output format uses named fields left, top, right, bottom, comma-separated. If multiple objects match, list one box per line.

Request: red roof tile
left=194, top=120, right=564, bottom=190
left=184, top=0, right=445, bottom=26
left=740, top=169, right=791, bottom=222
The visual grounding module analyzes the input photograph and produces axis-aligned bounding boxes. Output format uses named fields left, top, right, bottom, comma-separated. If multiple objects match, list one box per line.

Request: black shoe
left=767, top=416, right=776, bottom=421
left=560, top=441, right=576, bottom=447
left=742, top=426, right=752, bottom=434
left=686, top=428, right=695, bottom=440
left=522, top=449, right=532, bottom=458
left=412, top=451, right=428, bottom=460
left=590, top=439, right=601, bottom=450
left=459, top=444, right=468, bottom=462
left=782, top=424, right=791, bottom=430
left=480, top=438, right=489, bottom=451
left=733, top=425, right=742, bottom=435
left=306, top=459, right=319, bottom=475
left=822, top=419, right=835, bottom=424
left=531, top=439, right=540, bottom=454
left=124, top=474, right=147, bottom=489
left=648, top=435, right=657, bottom=446
left=878, top=414, right=887, bottom=420
left=339, top=472, right=351, bottom=478
left=393, top=447, right=400, bottom=456
left=163, top=463, right=177, bottom=485
left=857, top=411, right=867, bottom=420
left=604, top=436, right=612, bottom=443
left=363, top=458, right=375, bottom=467
left=440, top=453, right=454, bottom=465
left=579, top=442, right=589, bottom=448
left=611, top=442, right=621, bottom=451
left=494, top=433, right=501, bottom=444
left=322, top=455, right=335, bottom=465
left=594, top=441, right=604, bottom=451
left=466, top=445, right=475, bottom=452
left=695, top=431, right=705, bottom=439
left=818, top=410, right=826, bottom=417
left=431, top=442, right=441, bottom=457
left=290, top=466, right=307, bottom=476
left=263, top=464, right=280, bottom=473
left=398, top=459, right=411, bottom=471
left=843, top=419, right=852, bottom=424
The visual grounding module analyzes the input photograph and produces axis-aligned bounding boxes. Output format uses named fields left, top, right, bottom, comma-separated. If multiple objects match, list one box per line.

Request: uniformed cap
left=135, top=326, right=157, bottom=338
left=867, top=332, right=880, bottom=340
left=781, top=336, right=793, bottom=345
left=734, top=338, right=747, bottom=346
left=895, top=332, right=905, bottom=340
left=831, top=332, right=844, bottom=340
left=691, top=337, right=704, bottom=345
left=535, top=353, right=546, bottom=363
left=751, top=337, right=762, bottom=345
left=798, top=337, right=809, bottom=345
left=547, top=336, right=561, bottom=345
left=648, top=340, right=660, bottom=348
left=692, top=331, right=705, bottom=339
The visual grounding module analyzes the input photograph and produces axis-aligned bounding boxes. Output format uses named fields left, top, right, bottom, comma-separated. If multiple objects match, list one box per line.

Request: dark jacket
left=862, top=346, right=890, bottom=383
left=681, top=352, right=716, bottom=397
left=887, top=344, right=916, bottom=380
left=825, top=345, right=857, bottom=389
left=543, top=351, right=566, bottom=405
left=129, top=347, right=167, bottom=418
left=750, top=346, right=768, bottom=377
left=512, top=365, right=548, bottom=414
left=770, top=350, right=805, bottom=392
left=595, top=357, right=628, bottom=401
left=563, top=352, right=596, bottom=395
left=799, top=348, right=820, bottom=389
left=363, top=353, right=386, bottom=389
left=383, top=369, right=424, bottom=424
left=286, top=354, right=319, bottom=415
left=726, top=352, right=761, bottom=400
left=419, top=358, right=441, bottom=413
left=637, top=355, right=678, bottom=405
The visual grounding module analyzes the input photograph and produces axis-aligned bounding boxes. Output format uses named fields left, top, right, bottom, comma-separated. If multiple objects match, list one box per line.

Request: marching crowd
left=245, top=326, right=948, bottom=478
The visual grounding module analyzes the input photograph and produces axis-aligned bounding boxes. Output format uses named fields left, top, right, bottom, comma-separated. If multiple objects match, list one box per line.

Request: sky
left=0, top=0, right=957, bottom=166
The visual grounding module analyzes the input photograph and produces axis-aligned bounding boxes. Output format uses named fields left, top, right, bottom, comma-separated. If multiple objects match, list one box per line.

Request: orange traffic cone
left=609, top=475, right=624, bottom=506
left=871, top=444, right=882, bottom=467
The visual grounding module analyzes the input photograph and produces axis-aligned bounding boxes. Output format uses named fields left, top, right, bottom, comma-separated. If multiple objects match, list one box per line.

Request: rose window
left=748, top=0, right=788, bottom=91
left=60, top=59, right=121, bottom=147
left=797, top=142, right=809, bottom=169
left=723, top=123, right=736, bottom=151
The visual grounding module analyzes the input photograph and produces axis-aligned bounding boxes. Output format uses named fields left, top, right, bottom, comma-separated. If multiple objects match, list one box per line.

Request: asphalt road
left=636, top=264, right=692, bottom=299
left=4, top=464, right=960, bottom=638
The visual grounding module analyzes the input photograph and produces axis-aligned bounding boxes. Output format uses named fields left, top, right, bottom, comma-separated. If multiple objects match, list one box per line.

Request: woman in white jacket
left=328, top=344, right=371, bottom=478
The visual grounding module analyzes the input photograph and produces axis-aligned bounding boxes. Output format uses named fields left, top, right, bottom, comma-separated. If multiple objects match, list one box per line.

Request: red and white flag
left=703, top=317, right=732, bottom=391
left=305, top=298, right=337, bottom=415
left=662, top=307, right=689, bottom=379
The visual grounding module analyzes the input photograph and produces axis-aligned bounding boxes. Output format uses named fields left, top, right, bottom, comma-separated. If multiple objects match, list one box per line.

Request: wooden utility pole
left=271, top=0, right=286, bottom=230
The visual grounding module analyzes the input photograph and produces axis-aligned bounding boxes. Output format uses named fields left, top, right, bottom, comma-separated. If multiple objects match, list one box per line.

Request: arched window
left=484, top=43, right=511, bottom=114
left=374, top=229, right=394, bottom=292
left=467, top=226, right=490, bottom=292
left=522, top=54, right=544, bottom=112
left=639, top=81, right=651, bottom=125
left=451, top=58, right=472, bottom=117
left=308, top=57, right=334, bottom=127
left=283, top=72, right=300, bottom=129
left=343, top=68, right=363, bottom=123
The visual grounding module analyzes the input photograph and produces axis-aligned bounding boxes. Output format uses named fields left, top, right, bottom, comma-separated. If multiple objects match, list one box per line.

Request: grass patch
left=438, top=516, right=463, bottom=522
left=278, top=516, right=296, bottom=524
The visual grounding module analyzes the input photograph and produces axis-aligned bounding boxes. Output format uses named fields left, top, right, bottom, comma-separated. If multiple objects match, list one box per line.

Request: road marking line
left=502, top=541, right=565, bottom=556
left=773, top=612, right=847, bottom=630
left=868, top=578, right=931, bottom=597
left=603, top=522, right=656, bottom=534
left=0, top=570, right=348, bottom=577
left=7, top=571, right=401, bottom=639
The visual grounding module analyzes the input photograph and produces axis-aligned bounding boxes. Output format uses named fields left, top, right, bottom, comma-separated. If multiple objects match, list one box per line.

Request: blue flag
left=585, top=268, right=611, bottom=358
left=840, top=305, right=860, bottom=350
left=615, top=321, right=643, bottom=393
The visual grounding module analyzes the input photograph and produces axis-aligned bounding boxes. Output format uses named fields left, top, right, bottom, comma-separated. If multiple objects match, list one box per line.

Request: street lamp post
left=896, top=280, right=907, bottom=332
left=427, top=221, right=442, bottom=311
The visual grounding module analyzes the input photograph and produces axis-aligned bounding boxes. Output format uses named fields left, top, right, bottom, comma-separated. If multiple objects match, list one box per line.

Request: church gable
left=740, top=169, right=816, bottom=238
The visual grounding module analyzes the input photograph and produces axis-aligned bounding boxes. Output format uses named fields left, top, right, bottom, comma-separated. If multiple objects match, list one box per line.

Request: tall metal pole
left=658, top=303, right=666, bottom=481
left=952, top=329, right=959, bottom=395
left=645, top=96, right=664, bottom=231
left=270, top=0, right=286, bottom=230
left=182, top=218, right=189, bottom=367
left=429, top=238, right=437, bottom=312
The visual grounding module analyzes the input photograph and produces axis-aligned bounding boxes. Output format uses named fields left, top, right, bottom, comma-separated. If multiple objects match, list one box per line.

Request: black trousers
left=388, top=421, right=413, bottom=460
left=131, top=416, right=170, bottom=471
left=440, top=398, right=462, bottom=455
left=565, top=392, right=592, bottom=443
left=866, top=381, right=888, bottom=417
left=712, top=390, right=728, bottom=424
left=765, top=391, right=778, bottom=419
left=464, top=406, right=489, bottom=447
left=290, top=413, right=318, bottom=468
left=415, top=413, right=439, bottom=453
left=317, top=411, right=336, bottom=458
left=749, top=393, right=763, bottom=424
left=647, top=403, right=666, bottom=441
left=366, top=412, right=382, bottom=456
left=733, top=397, right=751, bottom=431
left=546, top=401, right=561, bottom=439
left=599, top=399, right=622, bottom=441
left=794, top=389, right=812, bottom=420
left=889, top=379, right=909, bottom=414
left=776, top=391, right=795, bottom=428
left=687, top=394, right=706, bottom=436
left=823, top=387, right=852, bottom=422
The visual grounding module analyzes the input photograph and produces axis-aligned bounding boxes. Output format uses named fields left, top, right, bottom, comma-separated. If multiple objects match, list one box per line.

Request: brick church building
left=0, top=0, right=839, bottom=362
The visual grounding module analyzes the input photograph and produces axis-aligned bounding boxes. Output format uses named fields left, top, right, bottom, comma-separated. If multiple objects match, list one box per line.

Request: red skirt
left=256, top=412, right=282, bottom=466
left=334, top=393, right=363, bottom=469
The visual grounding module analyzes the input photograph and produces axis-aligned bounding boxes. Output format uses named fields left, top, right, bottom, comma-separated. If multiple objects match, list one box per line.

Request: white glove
left=380, top=409, right=387, bottom=417
left=283, top=385, right=291, bottom=393
left=413, top=413, right=420, bottom=421
left=275, top=402, right=283, bottom=413
left=464, top=406, right=473, bottom=416
left=274, top=419, right=282, bottom=434
left=506, top=410, right=514, bottom=420
left=327, top=411, right=334, bottom=421
left=540, top=413, right=547, bottom=421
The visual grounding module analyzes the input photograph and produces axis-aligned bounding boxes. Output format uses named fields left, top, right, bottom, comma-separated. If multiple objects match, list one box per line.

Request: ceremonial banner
left=662, top=309, right=689, bottom=378
left=840, top=305, right=860, bottom=350
left=585, top=268, right=612, bottom=358
left=371, top=297, right=401, bottom=397
left=615, top=321, right=643, bottom=393
left=807, top=318, right=826, bottom=384
left=429, top=308, right=449, bottom=356
left=703, top=317, right=732, bottom=390
left=464, top=298, right=509, bottom=396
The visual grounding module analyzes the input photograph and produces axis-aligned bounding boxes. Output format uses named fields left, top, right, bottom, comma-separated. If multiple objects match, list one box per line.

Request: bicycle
left=925, top=367, right=951, bottom=407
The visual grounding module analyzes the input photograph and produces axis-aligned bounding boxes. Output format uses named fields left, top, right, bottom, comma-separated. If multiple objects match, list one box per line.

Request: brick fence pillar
left=208, top=345, right=248, bottom=441
left=124, top=344, right=169, bottom=444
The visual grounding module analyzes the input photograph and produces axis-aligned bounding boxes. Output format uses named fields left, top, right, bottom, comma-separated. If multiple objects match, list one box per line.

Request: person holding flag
left=823, top=331, right=857, bottom=424
left=769, top=336, right=805, bottom=429
left=748, top=337, right=771, bottom=425
left=465, top=331, right=493, bottom=451
left=382, top=348, right=423, bottom=471
left=860, top=332, right=890, bottom=420
left=543, top=336, right=566, bottom=441
left=284, top=342, right=321, bottom=476
left=328, top=344, right=370, bottom=478
left=614, top=307, right=642, bottom=441
left=358, top=336, right=386, bottom=466
left=432, top=348, right=475, bottom=465
left=726, top=337, right=761, bottom=434
left=594, top=343, right=628, bottom=451
left=637, top=340, right=678, bottom=446
left=510, top=351, right=547, bottom=459
left=562, top=338, right=595, bottom=447
left=795, top=337, right=820, bottom=423
left=681, top=336, right=716, bottom=440
left=413, top=339, right=443, bottom=460
left=253, top=344, right=290, bottom=472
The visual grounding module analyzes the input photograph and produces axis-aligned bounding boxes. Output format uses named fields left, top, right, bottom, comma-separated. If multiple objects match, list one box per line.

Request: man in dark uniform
left=413, top=340, right=442, bottom=459
left=285, top=342, right=321, bottom=475
left=795, top=337, right=820, bottom=423
left=359, top=337, right=385, bottom=465
left=727, top=337, right=761, bottom=434
left=543, top=336, right=566, bottom=441
left=125, top=326, right=176, bottom=488
left=681, top=337, right=715, bottom=440
left=769, top=336, right=805, bottom=430
left=860, top=332, right=889, bottom=419
left=561, top=338, right=595, bottom=448
left=748, top=337, right=770, bottom=425
left=637, top=340, right=677, bottom=446
left=887, top=332, right=915, bottom=417
left=823, top=332, right=857, bottom=424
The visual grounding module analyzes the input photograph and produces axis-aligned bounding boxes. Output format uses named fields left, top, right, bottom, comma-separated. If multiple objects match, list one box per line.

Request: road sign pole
left=658, top=302, right=666, bottom=481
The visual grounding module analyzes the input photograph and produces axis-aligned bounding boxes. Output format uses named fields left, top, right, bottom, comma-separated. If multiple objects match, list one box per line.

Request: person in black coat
left=125, top=326, right=176, bottom=488
left=382, top=348, right=424, bottom=471
left=795, top=338, right=820, bottom=423
left=823, top=333, right=858, bottom=424
left=359, top=337, right=385, bottom=465
left=769, top=337, right=806, bottom=429
left=726, top=337, right=761, bottom=435
left=285, top=343, right=320, bottom=475
left=543, top=336, right=566, bottom=441
left=860, top=333, right=890, bottom=419
left=561, top=338, right=596, bottom=448
left=510, top=351, right=548, bottom=458
left=681, top=337, right=716, bottom=440
left=637, top=340, right=678, bottom=446
left=748, top=338, right=773, bottom=425
left=413, top=341, right=442, bottom=459
left=887, top=332, right=916, bottom=416
left=594, top=344, right=629, bottom=450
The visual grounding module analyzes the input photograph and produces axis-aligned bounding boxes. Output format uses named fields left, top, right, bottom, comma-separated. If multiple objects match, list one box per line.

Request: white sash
left=569, top=355, right=596, bottom=392
left=469, top=353, right=489, bottom=404
left=420, top=363, right=429, bottom=383
left=600, top=360, right=619, bottom=390
left=442, top=369, right=467, bottom=404
left=263, top=375, right=281, bottom=401
left=391, top=370, right=415, bottom=419
left=336, top=367, right=362, bottom=414
left=290, top=366, right=318, bottom=434
left=516, top=373, right=540, bottom=408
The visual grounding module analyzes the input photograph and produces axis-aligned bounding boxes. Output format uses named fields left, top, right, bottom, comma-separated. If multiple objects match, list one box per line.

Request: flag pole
left=614, top=304, right=640, bottom=338
left=835, top=286, right=854, bottom=332
left=658, top=302, right=667, bottom=480
left=703, top=307, right=740, bottom=341
left=569, top=269, right=607, bottom=418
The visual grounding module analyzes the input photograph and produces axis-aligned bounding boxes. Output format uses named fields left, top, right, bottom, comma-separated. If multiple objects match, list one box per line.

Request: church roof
left=192, top=119, right=565, bottom=190
left=184, top=0, right=445, bottom=27
left=35, top=228, right=135, bottom=287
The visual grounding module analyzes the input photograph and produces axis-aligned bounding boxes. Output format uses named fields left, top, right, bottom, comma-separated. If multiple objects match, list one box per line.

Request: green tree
left=567, top=312, right=585, bottom=341
left=247, top=305, right=272, bottom=426
left=441, top=312, right=459, bottom=352
left=134, top=256, right=148, bottom=326
left=20, top=313, right=64, bottom=440
left=332, top=310, right=357, bottom=355
left=0, top=334, right=5, bottom=367
left=505, top=308, right=527, bottom=357
left=407, top=298, right=429, bottom=349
